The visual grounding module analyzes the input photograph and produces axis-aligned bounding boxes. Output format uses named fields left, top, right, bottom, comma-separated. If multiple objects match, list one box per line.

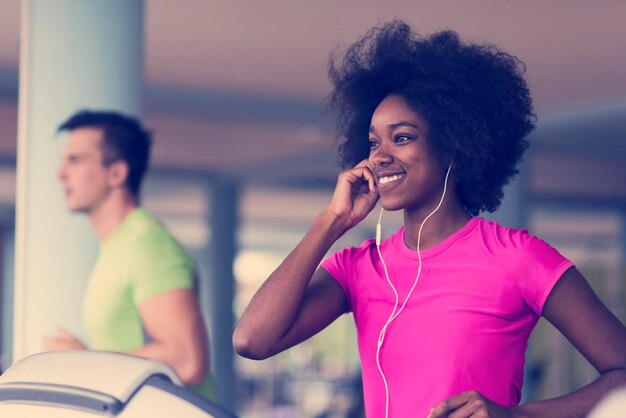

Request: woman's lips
left=376, top=172, right=407, bottom=192
left=378, top=173, right=405, bottom=185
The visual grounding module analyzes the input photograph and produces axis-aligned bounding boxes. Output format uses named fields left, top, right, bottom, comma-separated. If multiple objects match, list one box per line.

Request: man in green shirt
left=42, top=110, right=213, bottom=398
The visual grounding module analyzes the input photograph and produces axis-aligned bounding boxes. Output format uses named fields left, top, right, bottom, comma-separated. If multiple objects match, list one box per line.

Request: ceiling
left=0, top=0, right=625, bottom=186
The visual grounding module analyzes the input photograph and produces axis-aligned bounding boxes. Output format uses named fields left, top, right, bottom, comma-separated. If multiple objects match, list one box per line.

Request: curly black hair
left=328, top=20, right=535, bottom=216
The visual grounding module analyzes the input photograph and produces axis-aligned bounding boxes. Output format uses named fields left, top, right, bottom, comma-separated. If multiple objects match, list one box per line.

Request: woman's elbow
left=232, top=327, right=271, bottom=360
left=601, top=366, right=626, bottom=384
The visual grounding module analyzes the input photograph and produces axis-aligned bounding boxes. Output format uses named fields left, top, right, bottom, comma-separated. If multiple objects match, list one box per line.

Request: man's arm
left=42, top=329, right=87, bottom=351
left=41, top=288, right=209, bottom=386
left=130, top=288, right=209, bottom=386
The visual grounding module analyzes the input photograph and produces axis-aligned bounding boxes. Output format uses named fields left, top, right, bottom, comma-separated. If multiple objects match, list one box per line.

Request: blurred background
left=0, top=1, right=625, bottom=417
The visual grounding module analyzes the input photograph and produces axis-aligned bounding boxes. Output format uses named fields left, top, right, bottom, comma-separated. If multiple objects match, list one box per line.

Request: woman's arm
left=233, top=161, right=378, bottom=360
left=233, top=212, right=349, bottom=360
left=514, top=267, right=626, bottom=417
left=430, top=267, right=626, bottom=418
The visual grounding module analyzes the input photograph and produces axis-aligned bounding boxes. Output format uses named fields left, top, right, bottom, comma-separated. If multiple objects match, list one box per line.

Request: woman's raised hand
left=325, top=159, right=379, bottom=231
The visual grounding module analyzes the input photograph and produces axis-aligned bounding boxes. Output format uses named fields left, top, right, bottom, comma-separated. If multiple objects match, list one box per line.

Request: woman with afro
left=234, top=20, right=626, bottom=417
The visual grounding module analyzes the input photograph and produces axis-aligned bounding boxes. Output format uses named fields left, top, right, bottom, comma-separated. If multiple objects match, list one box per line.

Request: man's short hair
left=58, top=110, right=152, bottom=198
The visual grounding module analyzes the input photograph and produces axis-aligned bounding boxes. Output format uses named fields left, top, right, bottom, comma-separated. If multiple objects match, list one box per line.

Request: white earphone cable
left=375, top=163, right=452, bottom=418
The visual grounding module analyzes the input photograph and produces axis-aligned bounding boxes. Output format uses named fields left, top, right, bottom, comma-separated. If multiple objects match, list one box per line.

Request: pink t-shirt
left=322, top=217, right=573, bottom=417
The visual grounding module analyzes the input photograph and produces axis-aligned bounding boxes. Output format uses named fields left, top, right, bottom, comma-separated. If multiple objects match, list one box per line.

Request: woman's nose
left=370, top=142, right=393, bottom=167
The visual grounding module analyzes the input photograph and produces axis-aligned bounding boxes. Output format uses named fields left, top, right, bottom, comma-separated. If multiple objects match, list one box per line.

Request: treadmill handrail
left=143, top=376, right=239, bottom=418
left=0, top=351, right=182, bottom=403
left=0, top=381, right=123, bottom=415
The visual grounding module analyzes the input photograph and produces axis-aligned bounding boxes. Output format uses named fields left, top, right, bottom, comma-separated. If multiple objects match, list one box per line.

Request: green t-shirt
left=82, top=208, right=214, bottom=399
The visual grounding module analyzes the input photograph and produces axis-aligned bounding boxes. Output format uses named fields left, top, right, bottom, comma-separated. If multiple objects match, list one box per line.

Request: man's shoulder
left=124, top=208, right=173, bottom=240
left=120, top=208, right=191, bottom=261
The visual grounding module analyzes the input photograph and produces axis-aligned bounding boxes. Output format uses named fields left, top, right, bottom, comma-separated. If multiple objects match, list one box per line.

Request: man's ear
left=108, top=160, right=130, bottom=188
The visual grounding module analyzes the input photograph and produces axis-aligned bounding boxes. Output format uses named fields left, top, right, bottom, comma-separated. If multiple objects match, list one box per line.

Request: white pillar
left=13, top=0, right=143, bottom=361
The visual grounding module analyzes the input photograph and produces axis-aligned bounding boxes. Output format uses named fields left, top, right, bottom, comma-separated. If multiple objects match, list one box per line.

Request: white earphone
left=375, top=162, right=452, bottom=418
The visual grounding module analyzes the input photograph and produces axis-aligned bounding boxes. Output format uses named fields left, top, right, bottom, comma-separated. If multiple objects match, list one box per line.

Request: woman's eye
left=368, top=140, right=379, bottom=150
left=394, top=135, right=411, bottom=143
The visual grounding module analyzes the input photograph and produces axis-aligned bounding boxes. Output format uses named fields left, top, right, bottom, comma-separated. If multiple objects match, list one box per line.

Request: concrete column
left=489, top=158, right=531, bottom=399
left=13, top=0, right=143, bottom=361
left=206, top=178, right=238, bottom=410
left=1, top=224, right=14, bottom=371
left=486, top=158, right=529, bottom=229
left=615, top=211, right=626, bottom=323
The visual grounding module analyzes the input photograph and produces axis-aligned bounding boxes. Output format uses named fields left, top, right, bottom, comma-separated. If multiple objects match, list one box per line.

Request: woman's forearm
left=514, top=368, right=626, bottom=418
left=233, top=210, right=348, bottom=359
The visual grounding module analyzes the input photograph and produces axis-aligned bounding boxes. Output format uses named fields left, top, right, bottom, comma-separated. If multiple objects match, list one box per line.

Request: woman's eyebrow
left=388, top=121, right=421, bottom=132
left=369, top=121, right=422, bottom=133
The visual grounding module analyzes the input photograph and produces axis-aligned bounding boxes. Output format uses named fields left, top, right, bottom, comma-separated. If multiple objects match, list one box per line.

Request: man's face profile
left=58, top=128, right=114, bottom=213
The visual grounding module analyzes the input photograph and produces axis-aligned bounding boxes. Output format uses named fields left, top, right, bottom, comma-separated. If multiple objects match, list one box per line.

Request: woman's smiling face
left=368, top=94, right=448, bottom=212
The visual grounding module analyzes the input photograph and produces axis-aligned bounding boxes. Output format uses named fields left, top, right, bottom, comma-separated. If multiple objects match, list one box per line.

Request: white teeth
left=379, top=174, right=404, bottom=184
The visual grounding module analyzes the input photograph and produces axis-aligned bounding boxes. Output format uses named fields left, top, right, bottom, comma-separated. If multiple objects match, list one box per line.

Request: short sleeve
left=129, top=232, right=195, bottom=304
left=513, top=230, right=574, bottom=315
left=321, top=247, right=354, bottom=312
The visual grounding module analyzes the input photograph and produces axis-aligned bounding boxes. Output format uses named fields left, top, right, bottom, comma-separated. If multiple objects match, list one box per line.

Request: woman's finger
left=353, top=159, right=376, bottom=192
left=429, top=392, right=471, bottom=417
